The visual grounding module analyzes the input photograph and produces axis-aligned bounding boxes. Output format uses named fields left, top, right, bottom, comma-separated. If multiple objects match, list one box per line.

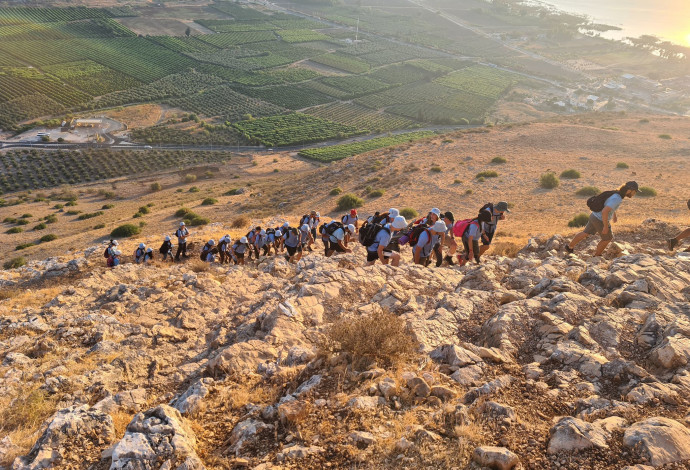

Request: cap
left=430, top=208, right=441, bottom=217
left=225, top=234, right=230, bottom=240
left=316, top=212, right=320, bottom=217
left=301, top=224, right=309, bottom=231
left=311, top=210, right=317, bottom=215
left=260, top=230, right=266, bottom=236
left=625, top=181, right=639, bottom=191
left=180, top=222, right=185, bottom=226
left=139, top=243, right=145, bottom=248
left=388, top=208, right=399, bottom=219
left=347, top=224, right=356, bottom=233
left=146, top=247, right=152, bottom=252
left=209, top=239, right=215, bottom=245
left=432, top=220, right=447, bottom=232
left=495, top=202, right=510, bottom=213
left=392, top=215, right=407, bottom=230
left=282, top=222, right=289, bottom=228
left=443, top=211, right=455, bottom=222
left=350, top=209, right=357, bottom=216
left=240, top=237, right=248, bottom=243
left=275, top=230, right=282, bottom=236
left=111, top=240, right=119, bottom=246
left=164, top=235, right=170, bottom=241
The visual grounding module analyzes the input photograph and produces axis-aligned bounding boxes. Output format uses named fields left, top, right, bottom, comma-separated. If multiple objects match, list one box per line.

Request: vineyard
left=166, top=85, right=286, bottom=120
left=233, top=114, right=363, bottom=147
left=130, top=124, right=248, bottom=146
left=310, top=53, right=370, bottom=74
left=0, top=149, right=234, bottom=192
left=298, top=131, right=435, bottom=162
left=306, top=102, right=414, bottom=133
left=238, top=84, right=333, bottom=110
left=434, top=65, right=516, bottom=98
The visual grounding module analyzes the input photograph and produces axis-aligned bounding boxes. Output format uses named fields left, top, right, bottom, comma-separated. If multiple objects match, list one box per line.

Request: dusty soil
left=105, top=104, right=166, bottom=129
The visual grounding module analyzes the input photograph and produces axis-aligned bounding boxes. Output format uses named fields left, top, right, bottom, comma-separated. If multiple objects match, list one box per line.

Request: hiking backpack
left=300, top=214, right=311, bottom=226
left=103, top=247, right=110, bottom=258
left=453, top=219, right=479, bottom=237
left=325, top=221, right=344, bottom=236
left=159, top=242, right=168, bottom=254
left=370, top=212, right=389, bottom=225
left=409, top=225, right=430, bottom=247
left=266, top=228, right=275, bottom=236
left=479, top=202, right=494, bottom=215
left=359, top=221, right=389, bottom=247
left=586, top=190, right=618, bottom=212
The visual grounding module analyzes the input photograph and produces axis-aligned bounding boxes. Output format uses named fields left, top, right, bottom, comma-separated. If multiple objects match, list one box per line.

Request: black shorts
left=482, top=231, right=495, bottom=246
left=286, top=245, right=302, bottom=257
left=328, top=240, right=346, bottom=253
left=367, top=249, right=394, bottom=262
left=235, top=252, right=245, bottom=259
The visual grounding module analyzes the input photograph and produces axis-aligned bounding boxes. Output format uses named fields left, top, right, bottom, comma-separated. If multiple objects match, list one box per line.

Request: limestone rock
left=472, top=446, right=519, bottom=470
left=547, top=417, right=609, bottom=453
left=207, top=340, right=278, bottom=376
left=623, top=417, right=690, bottom=466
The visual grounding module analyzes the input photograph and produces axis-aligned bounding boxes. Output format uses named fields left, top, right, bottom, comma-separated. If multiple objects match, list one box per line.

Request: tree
left=185, top=26, right=191, bottom=37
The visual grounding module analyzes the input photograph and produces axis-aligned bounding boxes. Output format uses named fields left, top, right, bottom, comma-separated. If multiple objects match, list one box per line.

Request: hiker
left=105, top=239, right=118, bottom=267
left=309, top=211, right=320, bottom=247
left=412, top=220, right=447, bottom=266
left=231, top=237, right=249, bottom=265
left=300, top=224, right=314, bottom=253
left=111, top=249, right=122, bottom=267
left=273, top=229, right=283, bottom=254
left=365, top=215, right=407, bottom=266
left=457, top=211, right=492, bottom=267
left=326, top=223, right=356, bottom=257
left=319, top=220, right=333, bottom=253
left=415, top=208, right=441, bottom=226
left=436, top=211, right=457, bottom=267
left=283, top=225, right=303, bottom=263
left=175, top=222, right=189, bottom=261
left=218, top=235, right=231, bottom=263
left=143, top=248, right=154, bottom=264
left=201, top=239, right=216, bottom=262
left=134, top=243, right=147, bottom=264
left=479, top=202, right=510, bottom=256
left=566, top=181, right=638, bottom=256
left=246, top=226, right=261, bottom=260
left=255, top=229, right=269, bottom=257
left=342, top=209, right=359, bottom=245
left=159, top=236, right=174, bottom=261
left=265, top=228, right=277, bottom=256
left=668, top=199, right=690, bottom=250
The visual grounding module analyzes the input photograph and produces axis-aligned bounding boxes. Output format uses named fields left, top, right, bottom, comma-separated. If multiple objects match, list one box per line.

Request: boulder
left=623, top=417, right=690, bottom=466
left=227, top=419, right=272, bottom=455
left=547, top=417, right=609, bottom=454
left=207, top=340, right=278, bottom=376
left=172, top=378, right=213, bottom=415
left=472, top=446, right=519, bottom=470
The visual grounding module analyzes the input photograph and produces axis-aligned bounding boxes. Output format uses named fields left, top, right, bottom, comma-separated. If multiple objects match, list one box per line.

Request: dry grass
left=0, top=286, right=62, bottom=313
left=110, top=411, right=133, bottom=439
left=189, top=259, right=210, bottom=273
left=488, top=240, right=525, bottom=258
left=322, top=307, right=418, bottom=370
left=230, top=215, right=251, bottom=229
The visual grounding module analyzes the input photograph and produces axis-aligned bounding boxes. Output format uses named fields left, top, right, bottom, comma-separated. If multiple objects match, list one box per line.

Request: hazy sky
left=541, top=0, right=690, bottom=45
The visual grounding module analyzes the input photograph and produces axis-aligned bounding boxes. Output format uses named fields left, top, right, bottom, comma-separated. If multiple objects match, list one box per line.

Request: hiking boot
left=444, top=255, right=454, bottom=266
left=565, top=245, right=574, bottom=254
left=668, top=238, right=678, bottom=250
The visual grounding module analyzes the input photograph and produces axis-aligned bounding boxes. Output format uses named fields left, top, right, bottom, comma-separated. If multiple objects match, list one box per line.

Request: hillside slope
left=1, top=221, right=690, bottom=469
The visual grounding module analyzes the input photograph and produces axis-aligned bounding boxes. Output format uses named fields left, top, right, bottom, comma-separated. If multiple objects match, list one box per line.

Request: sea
left=533, top=0, right=690, bottom=46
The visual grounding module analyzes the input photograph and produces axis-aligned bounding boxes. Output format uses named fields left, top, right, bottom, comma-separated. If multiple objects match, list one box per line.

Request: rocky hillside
left=1, top=220, right=690, bottom=470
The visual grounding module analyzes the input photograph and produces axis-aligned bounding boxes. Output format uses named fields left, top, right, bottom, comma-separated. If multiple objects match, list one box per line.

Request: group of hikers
left=103, top=180, right=690, bottom=268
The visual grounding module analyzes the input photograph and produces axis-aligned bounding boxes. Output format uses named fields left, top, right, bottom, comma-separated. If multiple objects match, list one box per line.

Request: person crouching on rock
left=413, top=220, right=447, bottom=266
left=111, top=249, right=122, bottom=267
left=458, top=210, right=492, bottom=267
left=367, top=215, right=407, bottom=267
left=566, top=181, right=638, bottom=257
left=159, top=236, right=174, bottom=261
left=479, top=201, right=510, bottom=257
left=105, top=239, right=118, bottom=267
left=668, top=199, right=690, bottom=251
left=201, top=239, right=216, bottom=262
left=143, top=248, right=154, bottom=264
left=326, top=224, right=356, bottom=257
left=134, top=243, right=146, bottom=264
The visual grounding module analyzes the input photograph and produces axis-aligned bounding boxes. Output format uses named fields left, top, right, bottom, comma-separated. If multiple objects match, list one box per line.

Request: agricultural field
left=238, top=84, right=333, bottom=110
left=130, top=123, right=247, bottom=146
left=298, top=131, right=435, bottom=162
left=310, top=52, right=370, bottom=74
left=166, top=85, right=286, bottom=121
left=277, top=29, right=331, bottom=43
left=355, top=82, right=456, bottom=109
left=320, top=75, right=391, bottom=98
left=434, top=65, right=516, bottom=98
left=233, top=113, right=363, bottom=147
left=0, top=148, right=234, bottom=193
left=306, top=102, right=416, bottom=133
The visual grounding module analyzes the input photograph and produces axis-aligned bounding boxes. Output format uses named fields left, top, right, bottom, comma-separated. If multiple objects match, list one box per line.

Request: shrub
left=98, top=190, right=116, bottom=199
left=138, top=206, right=150, bottom=215
left=186, top=215, right=209, bottom=226
left=224, top=188, right=240, bottom=196
left=639, top=118, right=649, bottom=123
left=273, top=168, right=279, bottom=173
left=111, top=224, right=141, bottom=238
left=658, top=134, right=672, bottom=139
left=465, top=189, right=473, bottom=195
left=15, top=243, right=35, bottom=250
left=65, top=210, right=81, bottom=216
left=616, top=162, right=629, bottom=169
left=568, top=213, right=590, bottom=227
left=540, top=173, right=560, bottom=189
left=337, top=194, right=364, bottom=211
left=322, top=308, right=417, bottom=369
left=44, top=214, right=58, bottom=224
left=102, top=204, right=114, bottom=210
left=430, top=166, right=442, bottom=173
left=491, top=156, right=507, bottom=164
left=201, top=197, right=217, bottom=206
left=78, top=211, right=104, bottom=220
left=477, top=177, right=485, bottom=183
left=33, top=223, right=47, bottom=230
left=453, top=179, right=461, bottom=184
left=231, top=215, right=250, bottom=228
left=368, top=189, right=384, bottom=198
left=93, top=223, right=105, bottom=229
left=150, top=182, right=162, bottom=192
left=20, top=213, right=32, bottom=219
left=16, top=219, right=30, bottom=225
left=330, top=187, right=343, bottom=196
left=175, top=208, right=192, bottom=217
left=476, top=170, right=498, bottom=178
left=204, top=171, right=214, bottom=179
left=3, top=217, right=17, bottom=224
left=39, top=234, right=58, bottom=243
left=53, top=204, right=64, bottom=209
left=189, top=186, right=200, bottom=193
left=638, top=186, right=657, bottom=197
left=3, top=257, right=26, bottom=269
left=400, top=208, right=418, bottom=219
left=184, top=174, right=197, bottom=183
left=65, top=201, right=77, bottom=207
left=133, top=212, right=143, bottom=218
left=176, top=188, right=184, bottom=193
left=576, top=186, right=600, bottom=196
left=6, top=227, right=23, bottom=234
left=560, top=169, right=581, bottom=179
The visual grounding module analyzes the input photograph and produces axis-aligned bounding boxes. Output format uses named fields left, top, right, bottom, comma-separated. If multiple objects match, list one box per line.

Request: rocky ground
left=1, top=220, right=690, bottom=470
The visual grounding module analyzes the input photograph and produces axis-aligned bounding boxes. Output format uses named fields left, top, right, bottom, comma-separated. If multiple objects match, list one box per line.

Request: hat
left=164, top=235, right=170, bottom=241
left=316, top=212, right=320, bottom=217
left=282, top=222, right=289, bottom=228
left=139, top=243, right=146, bottom=248
left=311, top=210, right=317, bottom=215
left=350, top=209, right=357, bottom=216
left=260, top=230, right=266, bottom=236
left=430, top=208, right=441, bottom=217
left=347, top=224, right=356, bottom=233
left=301, top=224, right=309, bottom=231
left=146, top=247, right=152, bottom=252
left=275, top=230, right=282, bottom=237
left=443, top=211, right=455, bottom=222
left=432, top=220, right=447, bottom=233
left=111, top=240, right=119, bottom=246
left=240, top=237, right=248, bottom=243
left=209, top=239, right=215, bottom=245
left=180, top=221, right=185, bottom=226
left=495, top=202, right=511, bottom=213
left=392, top=215, right=407, bottom=230
left=388, top=208, right=399, bottom=219
left=625, top=181, right=639, bottom=191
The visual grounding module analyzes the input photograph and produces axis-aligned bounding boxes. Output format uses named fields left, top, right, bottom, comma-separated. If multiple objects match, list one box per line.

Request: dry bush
left=231, top=215, right=251, bottom=229
left=110, top=411, right=133, bottom=439
left=488, top=241, right=522, bottom=258
left=322, top=308, right=418, bottom=369
left=189, top=260, right=209, bottom=273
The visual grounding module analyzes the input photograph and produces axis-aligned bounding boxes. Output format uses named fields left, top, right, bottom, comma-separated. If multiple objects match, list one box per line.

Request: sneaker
left=444, top=255, right=455, bottom=266
left=668, top=238, right=678, bottom=250
left=565, top=245, right=574, bottom=254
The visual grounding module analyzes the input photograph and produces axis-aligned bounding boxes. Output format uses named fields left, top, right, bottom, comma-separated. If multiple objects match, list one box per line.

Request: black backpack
left=159, top=242, right=169, bottom=254
left=587, top=190, right=617, bottom=212
left=300, top=214, right=310, bottom=226
left=479, top=202, right=494, bottom=215
left=409, top=225, right=430, bottom=247
left=266, top=228, right=275, bottom=235
left=103, top=247, right=110, bottom=258
left=324, top=221, right=344, bottom=236
left=370, top=211, right=389, bottom=225
left=359, top=221, right=389, bottom=247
